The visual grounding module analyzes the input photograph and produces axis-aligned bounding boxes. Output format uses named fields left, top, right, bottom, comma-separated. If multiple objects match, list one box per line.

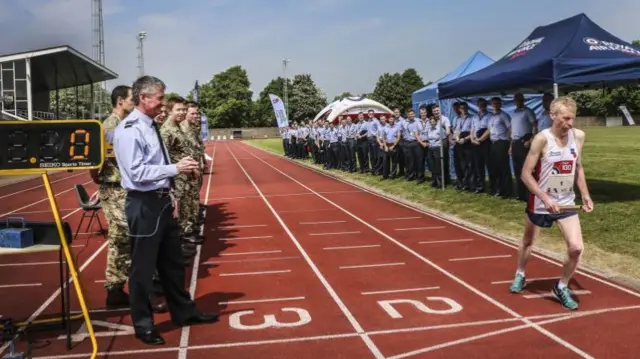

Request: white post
left=553, top=83, right=559, bottom=98
left=25, top=58, right=33, bottom=120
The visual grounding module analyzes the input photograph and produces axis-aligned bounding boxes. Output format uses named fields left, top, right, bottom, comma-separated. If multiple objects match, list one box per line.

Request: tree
left=253, top=76, right=293, bottom=127
left=333, top=92, right=353, bottom=101
left=288, top=74, right=327, bottom=123
left=48, top=85, right=111, bottom=119
left=370, top=72, right=406, bottom=110
left=370, top=68, right=425, bottom=111
left=194, top=65, right=254, bottom=128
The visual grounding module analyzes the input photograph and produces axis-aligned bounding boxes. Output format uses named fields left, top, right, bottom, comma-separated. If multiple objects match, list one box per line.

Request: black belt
left=100, top=182, right=122, bottom=188
left=127, top=188, right=172, bottom=198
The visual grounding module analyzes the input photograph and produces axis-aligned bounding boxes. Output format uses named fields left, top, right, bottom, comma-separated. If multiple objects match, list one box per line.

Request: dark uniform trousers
left=511, top=135, right=532, bottom=201
left=290, top=136, right=297, bottom=157
left=125, top=190, right=197, bottom=332
left=442, top=140, right=451, bottom=185
left=427, top=145, right=443, bottom=187
left=489, top=139, right=512, bottom=197
left=367, top=137, right=379, bottom=174
left=457, top=131, right=475, bottom=190
left=401, top=140, right=414, bottom=179
left=329, top=141, right=340, bottom=169
left=347, top=138, right=357, bottom=172
left=472, top=129, right=491, bottom=192
left=411, top=141, right=427, bottom=180
left=322, top=140, right=330, bottom=168
left=397, top=139, right=406, bottom=177
left=339, top=140, right=349, bottom=170
left=382, top=143, right=399, bottom=179
left=283, top=138, right=289, bottom=156
left=357, top=137, right=369, bottom=173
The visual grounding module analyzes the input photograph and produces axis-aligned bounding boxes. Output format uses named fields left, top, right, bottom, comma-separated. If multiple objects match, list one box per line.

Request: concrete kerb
left=243, top=141, right=640, bottom=292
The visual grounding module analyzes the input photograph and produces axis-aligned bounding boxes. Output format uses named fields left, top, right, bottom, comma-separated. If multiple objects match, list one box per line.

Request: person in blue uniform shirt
left=113, top=75, right=218, bottom=346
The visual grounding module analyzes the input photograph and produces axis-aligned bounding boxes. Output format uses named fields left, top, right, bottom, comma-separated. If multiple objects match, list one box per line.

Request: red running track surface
left=0, top=140, right=639, bottom=359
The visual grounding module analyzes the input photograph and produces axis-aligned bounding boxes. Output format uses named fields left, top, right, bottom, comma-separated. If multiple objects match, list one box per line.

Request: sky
left=1, top=0, right=640, bottom=100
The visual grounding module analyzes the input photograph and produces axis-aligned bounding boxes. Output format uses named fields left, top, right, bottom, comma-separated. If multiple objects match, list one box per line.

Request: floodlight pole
left=137, top=31, right=147, bottom=78
left=282, top=58, right=290, bottom=120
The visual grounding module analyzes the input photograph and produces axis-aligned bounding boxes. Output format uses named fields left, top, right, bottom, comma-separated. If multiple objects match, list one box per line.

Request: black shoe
left=174, top=312, right=220, bottom=327
left=135, top=329, right=165, bottom=345
left=105, top=287, right=129, bottom=308
left=182, top=235, right=204, bottom=245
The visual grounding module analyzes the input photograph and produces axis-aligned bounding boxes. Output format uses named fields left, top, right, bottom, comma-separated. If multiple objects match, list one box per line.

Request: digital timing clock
left=0, top=120, right=105, bottom=174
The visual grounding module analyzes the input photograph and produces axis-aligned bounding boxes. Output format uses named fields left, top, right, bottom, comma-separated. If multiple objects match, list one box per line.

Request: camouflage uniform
left=98, top=114, right=131, bottom=292
left=181, top=120, right=205, bottom=231
left=160, top=120, right=195, bottom=239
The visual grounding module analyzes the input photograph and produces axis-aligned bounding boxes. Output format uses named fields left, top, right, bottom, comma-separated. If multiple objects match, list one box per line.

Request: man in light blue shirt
left=537, top=93, right=554, bottom=131
left=510, top=92, right=538, bottom=201
left=454, top=102, right=475, bottom=190
left=355, top=112, right=369, bottom=173
left=470, top=98, right=492, bottom=192
left=488, top=97, right=513, bottom=198
left=113, top=76, right=218, bottom=345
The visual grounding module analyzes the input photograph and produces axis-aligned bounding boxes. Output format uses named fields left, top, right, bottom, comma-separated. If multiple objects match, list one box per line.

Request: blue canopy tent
left=413, top=51, right=543, bottom=120
left=437, top=13, right=640, bottom=100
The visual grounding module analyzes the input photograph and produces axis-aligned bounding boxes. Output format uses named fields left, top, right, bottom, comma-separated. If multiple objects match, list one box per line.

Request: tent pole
left=553, top=83, right=559, bottom=98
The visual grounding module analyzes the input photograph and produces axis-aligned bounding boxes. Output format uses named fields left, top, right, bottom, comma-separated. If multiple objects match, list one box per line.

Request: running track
left=0, top=140, right=639, bottom=358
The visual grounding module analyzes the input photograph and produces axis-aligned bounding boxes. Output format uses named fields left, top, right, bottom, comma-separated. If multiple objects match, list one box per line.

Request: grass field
left=247, top=126, right=640, bottom=282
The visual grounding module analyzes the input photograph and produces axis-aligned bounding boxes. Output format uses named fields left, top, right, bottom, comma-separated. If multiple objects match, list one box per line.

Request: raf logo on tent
left=506, top=37, right=545, bottom=60
left=583, top=37, right=640, bottom=56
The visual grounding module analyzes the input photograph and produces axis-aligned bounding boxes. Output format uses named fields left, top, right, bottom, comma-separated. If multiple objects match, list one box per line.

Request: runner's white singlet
left=527, top=129, right=578, bottom=214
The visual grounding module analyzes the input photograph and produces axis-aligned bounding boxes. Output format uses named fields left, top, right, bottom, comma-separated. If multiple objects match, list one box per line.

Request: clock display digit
left=7, top=130, right=28, bottom=163
left=40, top=130, right=61, bottom=161
left=68, top=129, right=90, bottom=160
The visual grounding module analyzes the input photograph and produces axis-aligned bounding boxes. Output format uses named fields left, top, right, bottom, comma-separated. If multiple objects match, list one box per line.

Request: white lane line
left=0, top=261, right=62, bottom=267
left=241, top=144, right=596, bottom=359
left=449, top=255, right=512, bottom=262
left=299, top=220, right=346, bottom=225
left=491, top=276, right=559, bottom=285
left=5, top=208, right=77, bottom=215
left=524, top=290, right=592, bottom=299
left=27, top=305, right=640, bottom=358
left=0, top=180, right=92, bottom=218
left=218, top=235, right=273, bottom=241
left=208, top=195, right=261, bottom=201
left=219, top=270, right=291, bottom=277
left=219, top=296, right=305, bottom=305
left=94, top=280, right=106, bottom=283
left=395, top=226, right=445, bottom=231
left=227, top=143, right=385, bottom=358
left=178, top=142, right=216, bottom=359
left=309, top=231, right=360, bottom=236
left=377, top=216, right=421, bottom=221
left=0, top=283, right=43, bottom=289
left=280, top=148, right=640, bottom=300
left=362, top=286, right=440, bottom=295
left=220, top=250, right=282, bottom=256
left=323, top=244, right=381, bottom=250
left=203, top=256, right=300, bottom=264
left=218, top=224, right=267, bottom=229
left=279, top=208, right=336, bottom=213
left=419, top=239, right=474, bottom=244
left=340, top=263, right=405, bottom=269
left=0, top=172, right=85, bottom=200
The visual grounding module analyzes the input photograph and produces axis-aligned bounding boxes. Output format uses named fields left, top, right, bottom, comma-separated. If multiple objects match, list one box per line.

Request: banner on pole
left=268, top=94, right=289, bottom=128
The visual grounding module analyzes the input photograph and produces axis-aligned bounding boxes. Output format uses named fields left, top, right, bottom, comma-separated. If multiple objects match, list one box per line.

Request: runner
left=508, top=96, right=594, bottom=310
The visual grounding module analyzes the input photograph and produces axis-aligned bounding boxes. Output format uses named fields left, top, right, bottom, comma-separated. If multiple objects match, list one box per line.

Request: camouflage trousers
left=188, top=172, right=203, bottom=231
left=175, top=175, right=195, bottom=236
left=99, top=185, right=130, bottom=290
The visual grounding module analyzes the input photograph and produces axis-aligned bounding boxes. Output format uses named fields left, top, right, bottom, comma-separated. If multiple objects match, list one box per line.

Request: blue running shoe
left=552, top=284, right=579, bottom=310
left=509, top=272, right=526, bottom=293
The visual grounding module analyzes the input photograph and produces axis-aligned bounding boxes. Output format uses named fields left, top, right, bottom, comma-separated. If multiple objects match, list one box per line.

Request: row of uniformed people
left=443, top=92, right=553, bottom=200
left=285, top=92, right=553, bottom=200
